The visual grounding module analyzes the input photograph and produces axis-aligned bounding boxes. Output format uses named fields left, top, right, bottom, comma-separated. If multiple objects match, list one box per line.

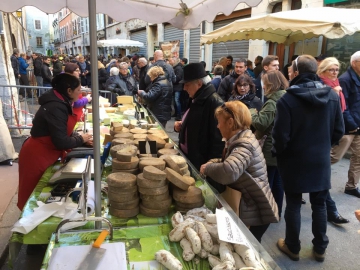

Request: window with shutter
left=35, top=20, right=41, bottom=30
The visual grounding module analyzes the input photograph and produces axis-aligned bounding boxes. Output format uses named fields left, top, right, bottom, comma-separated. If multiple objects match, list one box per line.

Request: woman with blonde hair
left=137, top=66, right=172, bottom=127
left=252, top=70, right=288, bottom=218
left=317, top=57, right=346, bottom=112
left=200, top=100, right=279, bottom=242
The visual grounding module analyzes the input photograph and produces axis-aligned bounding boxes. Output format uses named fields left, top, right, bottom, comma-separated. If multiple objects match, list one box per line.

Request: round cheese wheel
left=157, top=148, right=179, bottom=157
left=133, top=139, right=146, bottom=147
left=172, top=186, right=203, bottom=203
left=110, top=130, right=122, bottom=137
left=116, top=152, right=133, bottom=162
left=146, top=134, right=166, bottom=149
left=139, top=203, right=169, bottom=217
left=112, top=138, right=134, bottom=144
left=137, top=173, right=167, bottom=188
left=183, top=170, right=191, bottom=176
left=163, top=156, right=182, bottom=175
left=141, top=196, right=172, bottom=210
left=113, top=132, right=134, bottom=140
left=108, top=190, right=138, bottom=202
left=108, top=185, right=137, bottom=194
left=138, top=185, right=168, bottom=195
left=138, top=154, right=157, bottom=159
left=164, top=143, right=175, bottom=149
left=107, top=172, right=137, bottom=188
left=110, top=144, right=137, bottom=158
left=139, top=159, right=166, bottom=172
left=182, top=176, right=195, bottom=186
left=165, top=167, right=193, bottom=190
left=130, top=128, right=148, bottom=134
left=149, top=132, right=169, bottom=142
left=112, top=168, right=139, bottom=175
left=147, top=129, right=163, bottom=134
left=179, top=166, right=189, bottom=175
left=109, top=206, right=139, bottom=218
left=133, top=134, right=148, bottom=139
left=112, top=156, right=139, bottom=170
left=175, top=198, right=205, bottom=209
left=169, top=156, right=187, bottom=168
left=109, top=197, right=139, bottom=210
left=140, top=191, right=169, bottom=201
left=142, top=166, right=167, bottom=181
left=121, top=127, right=130, bottom=133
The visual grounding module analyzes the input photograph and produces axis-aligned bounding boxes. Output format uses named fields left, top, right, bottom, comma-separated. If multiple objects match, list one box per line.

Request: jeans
left=284, top=190, right=329, bottom=255
left=174, top=91, right=182, bottom=116
left=326, top=193, right=337, bottom=217
left=267, top=166, right=284, bottom=217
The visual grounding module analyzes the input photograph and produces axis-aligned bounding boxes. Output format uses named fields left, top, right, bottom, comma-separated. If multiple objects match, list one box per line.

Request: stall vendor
left=18, top=73, right=93, bottom=210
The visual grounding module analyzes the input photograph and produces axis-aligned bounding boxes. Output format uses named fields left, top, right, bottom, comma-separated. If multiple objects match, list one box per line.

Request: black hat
left=315, top=54, right=327, bottom=61
left=180, top=63, right=207, bottom=83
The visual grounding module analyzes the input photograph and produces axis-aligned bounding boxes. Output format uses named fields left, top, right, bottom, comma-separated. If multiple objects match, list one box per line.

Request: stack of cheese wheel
left=165, top=167, right=204, bottom=213
left=112, top=144, right=139, bottom=175
left=107, top=172, right=139, bottom=218
left=138, top=165, right=172, bottom=217
left=162, top=155, right=191, bottom=176
left=109, top=122, right=124, bottom=137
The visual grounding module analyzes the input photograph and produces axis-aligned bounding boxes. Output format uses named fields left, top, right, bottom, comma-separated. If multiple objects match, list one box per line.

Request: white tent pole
left=88, top=0, right=102, bottom=229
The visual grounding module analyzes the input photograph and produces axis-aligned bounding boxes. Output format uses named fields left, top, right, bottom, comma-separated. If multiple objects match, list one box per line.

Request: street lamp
left=16, top=10, right=22, bottom=19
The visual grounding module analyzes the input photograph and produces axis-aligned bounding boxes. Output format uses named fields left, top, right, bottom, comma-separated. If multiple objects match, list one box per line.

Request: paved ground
left=1, top=119, right=359, bottom=270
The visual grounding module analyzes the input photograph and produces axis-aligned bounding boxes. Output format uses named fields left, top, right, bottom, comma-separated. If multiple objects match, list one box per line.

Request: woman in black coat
left=98, top=61, right=109, bottom=90
left=137, top=66, right=172, bottom=127
left=228, top=74, right=263, bottom=111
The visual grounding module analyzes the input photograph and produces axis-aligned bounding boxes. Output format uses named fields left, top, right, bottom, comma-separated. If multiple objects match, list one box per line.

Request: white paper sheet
left=216, top=208, right=247, bottom=245
left=48, top=242, right=127, bottom=270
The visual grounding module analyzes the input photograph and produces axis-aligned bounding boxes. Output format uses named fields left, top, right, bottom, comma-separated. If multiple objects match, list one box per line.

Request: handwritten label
left=216, top=208, right=246, bottom=245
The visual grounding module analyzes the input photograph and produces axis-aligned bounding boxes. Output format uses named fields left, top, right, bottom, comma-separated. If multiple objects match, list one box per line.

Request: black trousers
left=19, top=74, right=31, bottom=97
left=249, top=223, right=270, bottom=243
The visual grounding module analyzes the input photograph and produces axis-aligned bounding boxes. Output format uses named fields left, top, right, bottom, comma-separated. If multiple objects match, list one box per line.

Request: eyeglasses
left=237, top=83, right=249, bottom=87
left=327, top=68, right=339, bottom=73
left=221, top=104, right=234, bottom=118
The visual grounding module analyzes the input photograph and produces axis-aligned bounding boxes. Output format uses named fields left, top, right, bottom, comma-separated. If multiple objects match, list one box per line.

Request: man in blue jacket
left=18, top=53, right=31, bottom=99
left=331, top=51, right=360, bottom=198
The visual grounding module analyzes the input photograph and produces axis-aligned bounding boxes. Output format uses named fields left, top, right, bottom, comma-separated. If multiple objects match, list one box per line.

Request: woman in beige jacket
left=200, top=100, right=279, bottom=242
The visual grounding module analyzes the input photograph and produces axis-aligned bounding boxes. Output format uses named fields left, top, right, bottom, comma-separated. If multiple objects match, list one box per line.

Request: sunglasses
left=221, top=104, right=234, bottom=118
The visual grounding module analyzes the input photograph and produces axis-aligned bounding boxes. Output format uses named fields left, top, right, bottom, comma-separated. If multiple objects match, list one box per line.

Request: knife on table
left=76, top=230, right=109, bottom=270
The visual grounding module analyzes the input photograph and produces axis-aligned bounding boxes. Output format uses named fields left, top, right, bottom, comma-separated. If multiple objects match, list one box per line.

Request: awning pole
left=88, top=0, right=102, bottom=229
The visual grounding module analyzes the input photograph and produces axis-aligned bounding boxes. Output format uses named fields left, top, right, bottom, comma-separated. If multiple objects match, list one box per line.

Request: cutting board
left=48, top=242, right=127, bottom=270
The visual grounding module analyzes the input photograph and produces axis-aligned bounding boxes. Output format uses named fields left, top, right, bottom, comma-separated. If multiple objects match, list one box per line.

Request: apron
left=17, top=94, right=78, bottom=210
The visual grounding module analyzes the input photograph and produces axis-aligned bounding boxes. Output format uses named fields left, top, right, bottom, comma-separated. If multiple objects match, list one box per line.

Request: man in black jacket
left=272, top=55, right=344, bottom=262
left=174, top=63, right=224, bottom=170
left=32, top=53, right=43, bottom=97
left=10, top=48, right=20, bottom=85
left=217, top=58, right=250, bottom=102
left=41, top=57, right=53, bottom=95
left=137, top=57, right=149, bottom=91
left=169, top=57, right=183, bottom=121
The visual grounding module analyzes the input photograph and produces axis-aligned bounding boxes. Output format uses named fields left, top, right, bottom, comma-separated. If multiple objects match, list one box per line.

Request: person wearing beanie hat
left=174, top=62, right=224, bottom=170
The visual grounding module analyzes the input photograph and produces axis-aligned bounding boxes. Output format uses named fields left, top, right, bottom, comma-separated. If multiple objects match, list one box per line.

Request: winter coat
left=41, top=63, right=52, bottom=85
left=172, top=63, right=184, bottom=92
left=53, top=60, right=63, bottom=77
left=204, top=129, right=279, bottom=227
left=18, top=57, right=29, bottom=75
left=31, top=89, right=84, bottom=150
left=139, top=75, right=172, bottom=123
left=138, top=64, right=149, bottom=91
left=272, top=73, right=345, bottom=193
left=254, top=72, right=264, bottom=101
left=11, top=55, right=19, bottom=77
left=77, top=61, right=91, bottom=87
left=119, top=73, right=138, bottom=95
left=339, top=67, right=360, bottom=135
left=228, top=92, right=263, bottom=112
left=217, top=70, right=253, bottom=102
left=179, top=83, right=224, bottom=170
left=145, top=60, right=176, bottom=87
left=105, top=76, right=127, bottom=95
left=251, top=90, right=285, bottom=166
left=210, top=76, right=222, bottom=92
left=253, top=64, right=262, bottom=79
left=33, top=57, right=43, bottom=76
left=98, top=68, right=109, bottom=90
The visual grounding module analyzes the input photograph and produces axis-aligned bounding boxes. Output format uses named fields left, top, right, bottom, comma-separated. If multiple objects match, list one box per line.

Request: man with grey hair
left=210, top=65, right=224, bottom=91
left=118, top=62, right=138, bottom=95
left=169, top=57, right=184, bottom=120
left=217, top=58, right=250, bottom=101
left=331, top=51, right=360, bottom=198
left=272, top=55, right=344, bottom=262
left=10, top=48, right=20, bottom=85
left=150, top=50, right=176, bottom=85
left=137, top=57, right=149, bottom=91
left=174, top=63, right=224, bottom=170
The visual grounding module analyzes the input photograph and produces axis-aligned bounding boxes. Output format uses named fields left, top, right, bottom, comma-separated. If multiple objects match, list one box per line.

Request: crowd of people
left=12, top=46, right=360, bottom=262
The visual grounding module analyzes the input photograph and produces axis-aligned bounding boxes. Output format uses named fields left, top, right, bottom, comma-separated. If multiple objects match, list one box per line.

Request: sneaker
left=313, top=248, right=325, bottom=262
left=277, top=238, right=299, bottom=261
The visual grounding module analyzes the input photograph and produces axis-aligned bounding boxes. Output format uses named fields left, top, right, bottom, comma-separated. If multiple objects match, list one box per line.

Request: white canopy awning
left=97, top=39, right=144, bottom=48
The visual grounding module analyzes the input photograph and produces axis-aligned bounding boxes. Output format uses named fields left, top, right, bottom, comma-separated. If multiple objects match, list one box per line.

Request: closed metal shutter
left=212, top=17, right=250, bottom=62
left=164, top=24, right=184, bottom=58
left=189, top=26, right=201, bottom=63
left=130, top=28, right=147, bottom=57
